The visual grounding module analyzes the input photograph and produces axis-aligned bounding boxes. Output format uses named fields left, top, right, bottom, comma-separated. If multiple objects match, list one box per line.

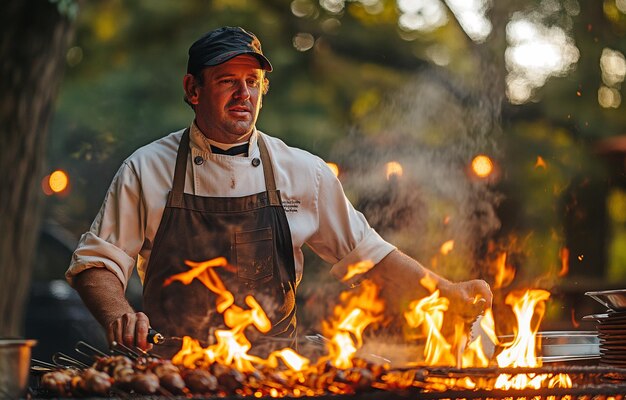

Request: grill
left=29, top=342, right=626, bottom=399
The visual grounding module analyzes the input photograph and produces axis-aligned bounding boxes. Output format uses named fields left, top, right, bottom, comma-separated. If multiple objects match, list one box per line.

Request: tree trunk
left=0, top=1, right=77, bottom=337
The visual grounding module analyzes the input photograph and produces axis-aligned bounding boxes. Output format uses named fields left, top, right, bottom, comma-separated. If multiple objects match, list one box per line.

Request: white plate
left=586, top=289, right=626, bottom=311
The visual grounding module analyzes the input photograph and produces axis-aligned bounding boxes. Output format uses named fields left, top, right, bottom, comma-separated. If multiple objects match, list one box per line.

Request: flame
left=322, top=280, right=384, bottom=369
left=535, top=156, right=547, bottom=169
left=495, top=289, right=572, bottom=390
left=492, top=252, right=516, bottom=289
left=405, top=290, right=455, bottom=366
left=480, top=309, right=499, bottom=346
left=559, top=247, right=569, bottom=277
left=326, top=162, right=340, bottom=177
left=167, top=257, right=306, bottom=373
left=164, top=257, right=234, bottom=312
left=267, top=348, right=309, bottom=371
left=439, top=240, right=454, bottom=255
left=471, top=154, right=493, bottom=178
left=404, top=286, right=489, bottom=369
left=497, top=290, right=550, bottom=368
left=419, top=274, right=438, bottom=294
left=462, top=336, right=489, bottom=368
left=341, top=260, right=374, bottom=283
left=571, top=308, right=580, bottom=328
left=385, top=161, right=403, bottom=180
left=164, top=257, right=574, bottom=395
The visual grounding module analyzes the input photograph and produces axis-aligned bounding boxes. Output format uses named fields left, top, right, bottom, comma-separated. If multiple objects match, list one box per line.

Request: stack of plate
left=585, top=289, right=626, bottom=367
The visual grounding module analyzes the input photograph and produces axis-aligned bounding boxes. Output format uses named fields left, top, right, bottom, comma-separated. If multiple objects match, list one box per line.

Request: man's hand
left=439, top=279, right=492, bottom=321
left=368, top=250, right=493, bottom=322
left=107, top=312, right=152, bottom=350
left=73, top=268, right=153, bottom=351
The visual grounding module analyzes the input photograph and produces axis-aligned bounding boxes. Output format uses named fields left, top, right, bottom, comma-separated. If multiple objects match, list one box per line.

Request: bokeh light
left=600, top=48, right=626, bottom=87
left=291, top=0, right=318, bottom=17
left=385, top=161, right=403, bottom=180
left=471, top=154, right=494, bottom=178
left=397, top=0, right=447, bottom=32
left=598, top=85, right=622, bottom=108
left=446, top=0, right=492, bottom=42
left=505, top=15, right=580, bottom=104
left=42, top=170, right=70, bottom=196
left=326, top=162, right=340, bottom=177
left=49, top=170, right=69, bottom=193
left=293, top=33, right=315, bottom=52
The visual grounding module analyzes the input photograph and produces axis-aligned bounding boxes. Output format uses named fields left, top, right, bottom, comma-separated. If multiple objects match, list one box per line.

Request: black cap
left=187, top=26, right=272, bottom=75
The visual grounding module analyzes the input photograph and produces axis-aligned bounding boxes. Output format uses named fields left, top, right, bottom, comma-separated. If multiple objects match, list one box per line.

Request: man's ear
left=183, top=74, right=199, bottom=105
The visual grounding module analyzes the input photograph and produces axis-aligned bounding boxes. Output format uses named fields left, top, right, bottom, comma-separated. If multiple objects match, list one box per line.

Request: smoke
left=330, top=68, right=504, bottom=282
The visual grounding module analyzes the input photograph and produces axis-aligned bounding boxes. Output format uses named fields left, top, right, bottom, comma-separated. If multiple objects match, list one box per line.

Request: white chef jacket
left=66, top=123, right=396, bottom=290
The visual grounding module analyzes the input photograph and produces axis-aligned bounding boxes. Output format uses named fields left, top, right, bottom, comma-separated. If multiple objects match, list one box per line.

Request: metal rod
left=51, top=352, right=89, bottom=369
left=30, top=358, right=58, bottom=369
left=110, top=341, right=141, bottom=359
left=400, top=364, right=626, bottom=377
left=74, top=340, right=108, bottom=360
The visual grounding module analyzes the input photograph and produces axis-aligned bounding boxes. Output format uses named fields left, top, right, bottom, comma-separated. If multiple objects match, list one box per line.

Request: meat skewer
left=51, top=352, right=90, bottom=369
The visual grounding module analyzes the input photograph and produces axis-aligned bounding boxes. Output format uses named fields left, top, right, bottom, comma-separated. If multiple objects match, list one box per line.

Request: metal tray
left=585, top=289, right=626, bottom=311
left=540, top=331, right=600, bottom=357
left=499, top=331, right=600, bottom=359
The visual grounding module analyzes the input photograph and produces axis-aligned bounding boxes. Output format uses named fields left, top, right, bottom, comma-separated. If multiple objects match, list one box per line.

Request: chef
left=66, top=26, right=492, bottom=355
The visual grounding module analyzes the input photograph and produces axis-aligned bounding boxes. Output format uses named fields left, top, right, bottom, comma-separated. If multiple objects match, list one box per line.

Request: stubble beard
left=217, top=118, right=254, bottom=142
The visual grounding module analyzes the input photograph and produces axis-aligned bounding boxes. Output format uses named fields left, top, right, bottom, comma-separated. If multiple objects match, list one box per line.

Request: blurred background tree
left=7, top=0, right=626, bottom=355
left=0, top=0, right=78, bottom=337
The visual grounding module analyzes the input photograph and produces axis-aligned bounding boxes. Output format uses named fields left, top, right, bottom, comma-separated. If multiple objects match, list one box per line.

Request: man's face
left=188, top=55, right=265, bottom=143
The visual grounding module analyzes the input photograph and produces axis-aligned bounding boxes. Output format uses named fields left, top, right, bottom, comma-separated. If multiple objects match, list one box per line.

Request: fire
left=497, top=290, right=550, bottom=368
left=439, top=240, right=454, bottom=255
left=495, top=289, right=572, bottom=390
left=262, top=348, right=310, bottom=372
left=405, top=289, right=455, bottom=366
left=535, top=156, right=547, bottom=169
left=492, top=252, right=516, bottom=289
left=340, top=260, right=374, bottom=283
left=403, top=278, right=490, bottom=369
left=163, top=257, right=573, bottom=396
left=559, top=247, right=570, bottom=277
left=385, top=161, right=403, bottom=180
left=322, top=280, right=384, bottom=369
left=164, top=257, right=234, bottom=312
left=166, top=258, right=275, bottom=372
left=479, top=309, right=499, bottom=346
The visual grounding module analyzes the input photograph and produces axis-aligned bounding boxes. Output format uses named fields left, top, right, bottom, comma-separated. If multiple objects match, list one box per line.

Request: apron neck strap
left=172, top=128, right=190, bottom=196
left=257, top=134, right=277, bottom=193
left=172, top=129, right=280, bottom=205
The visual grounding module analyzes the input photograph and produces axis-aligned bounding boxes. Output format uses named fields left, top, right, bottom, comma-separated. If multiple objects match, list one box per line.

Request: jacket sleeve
left=306, top=159, right=396, bottom=287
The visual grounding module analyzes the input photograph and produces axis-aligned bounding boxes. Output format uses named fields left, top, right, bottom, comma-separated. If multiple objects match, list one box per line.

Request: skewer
left=30, top=358, right=64, bottom=373
left=52, top=352, right=90, bottom=369
left=74, top=340, right=108, bottom=361
left=136, top=344, right=162, bottom=359
left=111, top=341, right=141, bottom=359
left=31, top=358, right=59, bottom=369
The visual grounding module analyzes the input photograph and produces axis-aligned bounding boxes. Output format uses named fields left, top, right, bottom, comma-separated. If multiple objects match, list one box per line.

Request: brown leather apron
left=143, top=129, right=296, bottom=356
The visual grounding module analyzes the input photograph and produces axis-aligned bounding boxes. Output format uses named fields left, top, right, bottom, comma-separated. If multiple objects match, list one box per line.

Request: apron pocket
left=233, top=227, right=274, bottom=281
